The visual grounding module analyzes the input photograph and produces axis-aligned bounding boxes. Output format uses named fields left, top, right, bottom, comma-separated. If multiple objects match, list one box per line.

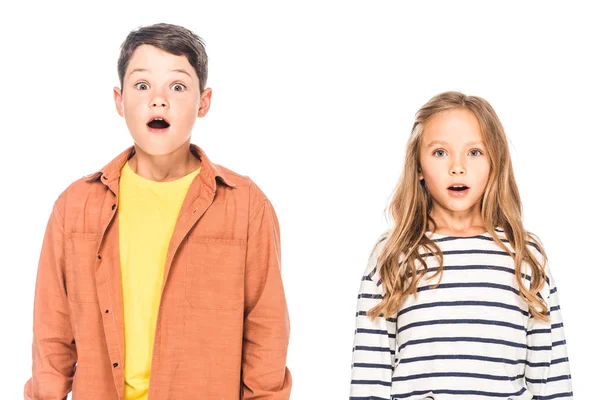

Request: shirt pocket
left=185, top=236, right=246, bottom=311
left=65, top=232, right=101, bottom=303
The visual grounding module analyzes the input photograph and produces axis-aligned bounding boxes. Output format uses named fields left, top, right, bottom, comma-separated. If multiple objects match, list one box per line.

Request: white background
left=1, top=1, right=597, bottom=397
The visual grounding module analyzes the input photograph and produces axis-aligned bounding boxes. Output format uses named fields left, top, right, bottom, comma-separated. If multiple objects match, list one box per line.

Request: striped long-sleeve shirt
left=350, top=229, right=573, bottom=400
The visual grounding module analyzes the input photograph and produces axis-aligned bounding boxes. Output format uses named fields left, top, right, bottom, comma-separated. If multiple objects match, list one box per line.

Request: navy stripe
left=528, top=345, right=553, bottom=351
left=526, top=360, right=551, bottom=367
left=551, top=305, right=561, bottom=312
left=397, top=318, right=526, bottom=334
left=354, top=345, right=394, bottom=354
left=356, top=311, right=397, bottom=323
left=393, top=371, right=524, bottom=382
left=433, top=234, right=491, bottom=243
left=532, top=392, right=573, bottom=399
left=416, top=282, right=520, bottom=295
left=399, top=300, right=528, bottom=317
left=398, top=354, right=526, bottom=365
left=550, top=287, right=557, bottom=294
left=526, top=374, right=572, bottom=384
left=420, top=249, right=513, bottom=257
left=398, top=336, right=527, bottom=352
left=350, top=379, right=391, bottom=387
left=552, top=322, right=564, bottom=329
left=430, top=264, right=533, bottom=281
left=352, top=362, right=393, bottom=370
left=358, top=293, right=383, bottom=300
left=363, top=282, right=522, bottom=298
left=355, top=328, right=395, bottom=339
left=527, top=328, right=551, bottom=335
left=392, top=387, right=527, bottom=399
left=552, top=357, right=569, bottom=365
left=350, top=397, right=388, bottom=400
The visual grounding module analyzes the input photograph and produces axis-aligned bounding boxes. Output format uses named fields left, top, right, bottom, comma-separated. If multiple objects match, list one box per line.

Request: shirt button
left=113, top=363, right=119, bottom=368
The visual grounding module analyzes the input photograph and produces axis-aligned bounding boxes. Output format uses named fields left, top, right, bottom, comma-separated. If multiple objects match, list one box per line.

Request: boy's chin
left=132, top=138, right=190, bottom=157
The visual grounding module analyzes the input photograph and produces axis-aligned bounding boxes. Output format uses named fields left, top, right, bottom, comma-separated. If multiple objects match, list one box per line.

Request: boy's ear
left=113, top=87, right=124, bottom=117
left=197, top=88, right=212, bottom=118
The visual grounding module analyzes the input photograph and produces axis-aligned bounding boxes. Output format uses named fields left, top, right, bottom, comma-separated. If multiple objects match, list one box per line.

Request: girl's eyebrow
left=426, top=140, right=484, bottom=148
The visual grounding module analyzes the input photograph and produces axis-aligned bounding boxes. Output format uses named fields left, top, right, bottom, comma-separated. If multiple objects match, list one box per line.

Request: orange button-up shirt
left=24, top=144, right=292, bottom=399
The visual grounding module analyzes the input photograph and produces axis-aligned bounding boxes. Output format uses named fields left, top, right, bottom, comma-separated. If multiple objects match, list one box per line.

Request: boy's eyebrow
left=128, top=68, right=192, bottom=78
left=426, top=140, right=484, bottom=148
left=171, top=68, right=193, bottom=78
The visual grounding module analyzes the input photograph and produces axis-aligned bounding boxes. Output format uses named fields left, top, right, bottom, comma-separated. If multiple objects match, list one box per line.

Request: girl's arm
left=525, top=266, right=573, bottom=398
left=349, top=237, right=396, bottom=400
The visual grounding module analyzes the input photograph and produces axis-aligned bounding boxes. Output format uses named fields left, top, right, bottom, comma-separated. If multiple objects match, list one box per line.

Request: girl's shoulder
left=362, top=232, right=391, bottom=282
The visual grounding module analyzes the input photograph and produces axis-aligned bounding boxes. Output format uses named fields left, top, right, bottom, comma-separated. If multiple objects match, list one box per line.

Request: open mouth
left=147, top=117, right=170, bottom=130
left=448, top=185, right=469, bottom=191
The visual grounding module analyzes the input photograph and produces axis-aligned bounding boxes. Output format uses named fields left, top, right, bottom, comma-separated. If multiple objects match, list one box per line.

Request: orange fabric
left=24, top=144, right=292, bottom=400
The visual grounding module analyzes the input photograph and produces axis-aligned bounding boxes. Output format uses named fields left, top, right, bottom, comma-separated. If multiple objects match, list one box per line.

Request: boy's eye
left=469, top=149, right=483, bottom=156
left=171, top=83, right=186, bottom=92
left=433, top=149, right=447, bottom=157
left=135, top=82, right=149, bottom=90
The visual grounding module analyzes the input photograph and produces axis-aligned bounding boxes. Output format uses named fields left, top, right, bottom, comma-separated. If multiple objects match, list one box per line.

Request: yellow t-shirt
left=118, top=160, right=200, bottom=400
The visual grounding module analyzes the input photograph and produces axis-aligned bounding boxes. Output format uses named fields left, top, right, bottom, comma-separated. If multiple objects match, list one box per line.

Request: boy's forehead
left=126, top=44, right=196, bottom=79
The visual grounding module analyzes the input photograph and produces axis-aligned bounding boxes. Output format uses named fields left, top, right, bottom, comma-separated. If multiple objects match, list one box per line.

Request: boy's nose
left=151, top=100, right=167, bottom=107
left=150, top=93, right=169, bottom=108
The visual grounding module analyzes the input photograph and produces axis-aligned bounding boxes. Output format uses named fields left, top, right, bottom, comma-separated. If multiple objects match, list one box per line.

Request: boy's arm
left=24, top=196, right=77, bottom=400
left=241, top=197, right=292, bottom=399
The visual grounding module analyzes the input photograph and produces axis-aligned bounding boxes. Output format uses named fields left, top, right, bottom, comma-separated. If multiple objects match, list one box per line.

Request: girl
left=349, top=92, right=573, bottom=399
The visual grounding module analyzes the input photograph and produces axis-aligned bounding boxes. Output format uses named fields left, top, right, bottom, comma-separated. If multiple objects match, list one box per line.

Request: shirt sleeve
left=350, top=236, right=396, bottom=400
left=24, top=197, right=77, bottom=400
left=525, top=265, right=573, bottom=399
left=241, top=199, right=292, bottom=399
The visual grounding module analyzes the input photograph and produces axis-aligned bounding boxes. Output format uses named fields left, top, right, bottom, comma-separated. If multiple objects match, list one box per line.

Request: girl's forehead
left=421, top=109, right=483, bottom=145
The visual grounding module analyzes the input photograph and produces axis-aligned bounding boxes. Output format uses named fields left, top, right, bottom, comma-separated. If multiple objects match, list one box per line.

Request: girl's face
left=418, top=108, right=490, bottom=219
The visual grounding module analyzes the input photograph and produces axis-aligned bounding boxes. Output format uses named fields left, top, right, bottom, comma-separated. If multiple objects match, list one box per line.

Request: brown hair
left=117, top=23, right=208, bottom=92
left=368, top=91, right=549, bottom=321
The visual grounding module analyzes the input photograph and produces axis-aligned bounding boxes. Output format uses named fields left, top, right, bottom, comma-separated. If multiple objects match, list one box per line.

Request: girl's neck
left=428, top=209, right=486, bottom=236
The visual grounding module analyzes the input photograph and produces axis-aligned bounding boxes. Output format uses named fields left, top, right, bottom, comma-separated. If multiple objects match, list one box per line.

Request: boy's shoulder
left=53, top=145, right=269, bottom=214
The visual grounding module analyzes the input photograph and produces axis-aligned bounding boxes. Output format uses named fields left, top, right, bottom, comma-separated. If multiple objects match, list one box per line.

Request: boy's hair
left=369, top=91, right=550, bottom=321
left=117, top=23, right=208, bottom=92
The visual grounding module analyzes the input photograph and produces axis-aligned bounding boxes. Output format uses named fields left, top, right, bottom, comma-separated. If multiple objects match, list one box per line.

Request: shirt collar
left=84, top=143, right=236, bottom=189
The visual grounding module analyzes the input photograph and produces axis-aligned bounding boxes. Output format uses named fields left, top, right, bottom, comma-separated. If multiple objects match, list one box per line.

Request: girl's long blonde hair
left=368, top=91, right=549, bottom=321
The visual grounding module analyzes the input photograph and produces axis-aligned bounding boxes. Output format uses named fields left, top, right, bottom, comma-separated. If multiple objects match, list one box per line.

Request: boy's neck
left=128, top=142, right=202, bottom=182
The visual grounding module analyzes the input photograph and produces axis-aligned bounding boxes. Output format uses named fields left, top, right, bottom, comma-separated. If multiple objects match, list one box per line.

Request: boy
left=24, top=23, right=291, bottom=399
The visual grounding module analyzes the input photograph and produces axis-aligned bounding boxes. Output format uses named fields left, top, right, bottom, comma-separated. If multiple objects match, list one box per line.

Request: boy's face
left=113, top=44, right=212, bottom=156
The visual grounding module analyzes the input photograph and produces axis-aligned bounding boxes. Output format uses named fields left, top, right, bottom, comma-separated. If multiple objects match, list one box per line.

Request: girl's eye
left=171, top=83, right=186, bottom=92
left=469, top=149, right=483, bottom=156
left=433, top=149, right=447, bottom=157
left=135, top=82, right=149, bottom=90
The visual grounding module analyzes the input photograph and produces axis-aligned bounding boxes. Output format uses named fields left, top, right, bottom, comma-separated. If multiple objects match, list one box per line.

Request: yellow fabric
left=118, top=160, right=200, bottom=400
